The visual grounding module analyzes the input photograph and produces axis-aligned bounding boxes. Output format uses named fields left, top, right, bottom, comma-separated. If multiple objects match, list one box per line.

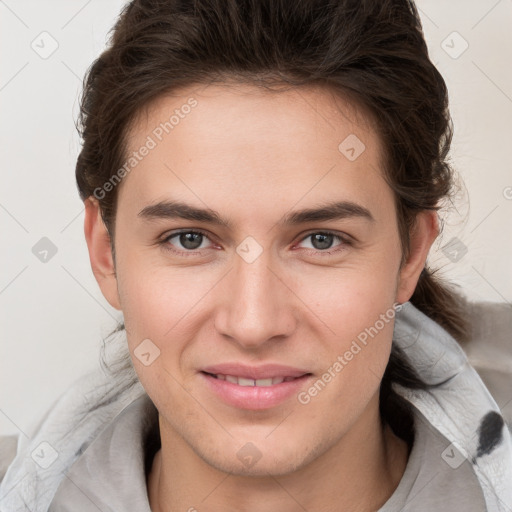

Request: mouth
left=201, top=372, right=303, bottom=387
left=199, top=368, right=313, bottom=410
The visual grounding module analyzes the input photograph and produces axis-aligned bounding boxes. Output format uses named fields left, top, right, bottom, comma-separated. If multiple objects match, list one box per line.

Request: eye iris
left=180, top=232, right=203, bottom=250
left=312, top=233, right=333, bottom=250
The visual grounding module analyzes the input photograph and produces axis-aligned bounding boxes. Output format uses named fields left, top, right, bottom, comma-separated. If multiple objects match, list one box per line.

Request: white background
left=1, top=0, right=511, bottom=436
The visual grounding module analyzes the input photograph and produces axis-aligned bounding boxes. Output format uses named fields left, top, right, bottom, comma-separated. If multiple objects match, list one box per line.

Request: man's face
left=106, top=83, right=409, bottom=475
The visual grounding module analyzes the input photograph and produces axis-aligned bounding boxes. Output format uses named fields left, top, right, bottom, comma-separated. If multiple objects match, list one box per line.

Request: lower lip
left=200, top=372, right=312, bottom=410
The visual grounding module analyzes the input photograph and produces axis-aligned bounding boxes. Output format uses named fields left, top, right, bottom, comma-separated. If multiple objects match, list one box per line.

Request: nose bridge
left=215, top=246, right=294, bottom=347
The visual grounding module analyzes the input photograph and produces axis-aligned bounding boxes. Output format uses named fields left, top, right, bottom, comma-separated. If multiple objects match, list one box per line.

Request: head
left=79, top=0, right=467, bottom=475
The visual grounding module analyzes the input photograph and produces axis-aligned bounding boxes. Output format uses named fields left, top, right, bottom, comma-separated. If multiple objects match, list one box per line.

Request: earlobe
left=83, top=197, right=122, bottom=311
left=395, top=211, right=439, bottom=304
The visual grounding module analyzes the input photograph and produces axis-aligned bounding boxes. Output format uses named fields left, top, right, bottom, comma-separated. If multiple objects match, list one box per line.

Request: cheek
left=300, top=260, right=400, bottom=343
left=294, top=252, right=400, bottom=402
left=296, top=275, right=397, bottom=433
left=116, top=266, right=203, bottom=400
left=116, top=256, right=218, bottom=353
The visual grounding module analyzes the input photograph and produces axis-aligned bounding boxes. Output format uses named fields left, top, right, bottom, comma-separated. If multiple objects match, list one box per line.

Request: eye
left=159, top=229, right=352, bottom=257
left=161, top=230, right=214, bottom=254
left=296, top=231, right=351, bottom=255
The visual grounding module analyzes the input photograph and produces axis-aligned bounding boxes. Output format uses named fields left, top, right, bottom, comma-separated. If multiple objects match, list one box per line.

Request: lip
left=199, top=363, right=313, bottom=410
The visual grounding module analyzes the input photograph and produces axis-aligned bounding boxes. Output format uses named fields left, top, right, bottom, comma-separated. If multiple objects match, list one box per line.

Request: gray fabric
left=47, top=393, right=486, bottom=511
left=379, top=405, right=486, bottom=511
left=391, top=302, right=512, bottom=509
left=0, top=437, right=17, bottom=484
left=48, top=394, right=156, bottom=512
left=464, top=301, right=512, bottom=429
left=0, top=370, right=147, bottom=511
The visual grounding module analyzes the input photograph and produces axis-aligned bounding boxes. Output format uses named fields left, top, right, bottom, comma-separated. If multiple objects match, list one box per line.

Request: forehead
left=119, top=82, right=390, bottom=221
left=128, top=81, right=378, bottom=153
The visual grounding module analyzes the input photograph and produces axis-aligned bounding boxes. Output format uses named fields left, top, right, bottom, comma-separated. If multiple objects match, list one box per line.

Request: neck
left=147, top=394, right=409, bottom=512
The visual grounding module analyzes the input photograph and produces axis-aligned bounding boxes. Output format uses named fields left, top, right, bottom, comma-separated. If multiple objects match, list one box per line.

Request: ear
left=396, top=210, right=439, bottom=304
left=83, top=197, right=121, bottom=310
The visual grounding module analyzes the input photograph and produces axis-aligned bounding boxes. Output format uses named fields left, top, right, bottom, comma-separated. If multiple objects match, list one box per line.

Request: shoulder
left=0, top=365, right=146, bottom=511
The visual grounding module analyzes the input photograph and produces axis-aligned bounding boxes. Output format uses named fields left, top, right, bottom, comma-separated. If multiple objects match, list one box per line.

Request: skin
left=84, top=83, right=438, bottom=512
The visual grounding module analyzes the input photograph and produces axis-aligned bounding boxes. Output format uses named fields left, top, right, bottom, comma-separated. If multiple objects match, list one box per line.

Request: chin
left=195, top=432, right=329, bottom=478
left=204, top=452, right=308, bottom=478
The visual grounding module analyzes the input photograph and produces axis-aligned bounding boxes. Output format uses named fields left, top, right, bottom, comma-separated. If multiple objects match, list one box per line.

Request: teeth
left=255, top=378, right=273, bottom=386
left=213, top=374, right=293, bottom=386
left=238, top=377, right=256, bottom=387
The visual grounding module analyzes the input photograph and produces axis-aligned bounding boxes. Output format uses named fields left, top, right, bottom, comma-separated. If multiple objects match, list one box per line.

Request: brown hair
left=75, top=0, right=469, bottom=444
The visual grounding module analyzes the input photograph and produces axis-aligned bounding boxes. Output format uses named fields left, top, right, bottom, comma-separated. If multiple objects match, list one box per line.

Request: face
left=85, top=82, right=436, bottom=476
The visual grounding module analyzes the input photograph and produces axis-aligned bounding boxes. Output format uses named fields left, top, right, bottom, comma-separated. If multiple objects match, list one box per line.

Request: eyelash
left=159, top=229, right=352, bottom=257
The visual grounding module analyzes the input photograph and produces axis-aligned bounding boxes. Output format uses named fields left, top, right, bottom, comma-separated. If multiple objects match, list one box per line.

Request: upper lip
left=201, top=363, right=311, bottom=380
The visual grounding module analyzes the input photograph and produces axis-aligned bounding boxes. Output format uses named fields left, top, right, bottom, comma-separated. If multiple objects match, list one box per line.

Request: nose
left=214, top=248, right=296, bottom=350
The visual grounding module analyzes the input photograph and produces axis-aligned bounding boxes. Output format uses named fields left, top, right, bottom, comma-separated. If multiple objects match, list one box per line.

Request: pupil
left=312, top=233, right=333, bottom=250
left=180, top=232, right=202, bottom=250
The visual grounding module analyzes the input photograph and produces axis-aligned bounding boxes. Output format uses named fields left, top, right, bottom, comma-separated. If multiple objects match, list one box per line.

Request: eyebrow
left=137, top=199, right=375, bottom=227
